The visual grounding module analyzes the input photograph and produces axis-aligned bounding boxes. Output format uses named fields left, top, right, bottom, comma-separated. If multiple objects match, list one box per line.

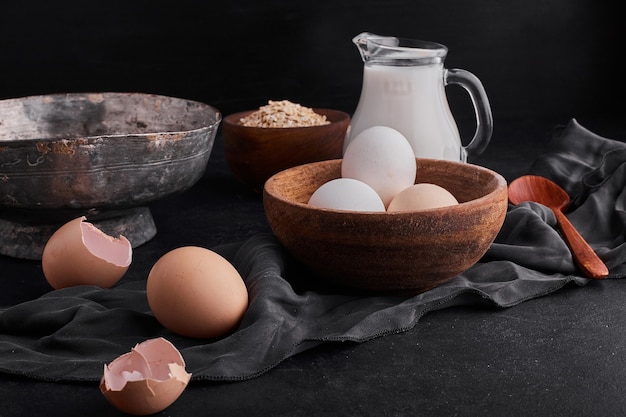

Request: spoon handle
left=553, top=209, right=609, bottom=279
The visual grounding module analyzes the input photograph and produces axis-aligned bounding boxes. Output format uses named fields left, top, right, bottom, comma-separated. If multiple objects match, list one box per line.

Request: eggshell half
left=41, top=216, right=132, bottom=289
left=100, top=337, right=191, bottom=416
left=147, top=246, right=249, bottom=339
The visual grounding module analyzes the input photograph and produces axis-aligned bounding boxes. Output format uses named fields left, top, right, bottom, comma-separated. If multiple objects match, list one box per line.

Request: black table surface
left=1, top=115, right=626, bottom=417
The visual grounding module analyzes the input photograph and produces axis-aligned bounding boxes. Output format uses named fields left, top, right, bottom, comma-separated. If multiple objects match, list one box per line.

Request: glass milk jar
left=346, top=32, right=493, bottom=163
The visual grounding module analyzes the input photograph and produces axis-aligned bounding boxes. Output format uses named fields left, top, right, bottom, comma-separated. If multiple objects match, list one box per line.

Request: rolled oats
left=239, top=100, right=330, bottom=128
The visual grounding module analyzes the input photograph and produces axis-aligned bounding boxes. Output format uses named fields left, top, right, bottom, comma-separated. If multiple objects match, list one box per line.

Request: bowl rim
left=263, top=158, right=508, bottom=216
left=0, top=92, right=222, bottom=143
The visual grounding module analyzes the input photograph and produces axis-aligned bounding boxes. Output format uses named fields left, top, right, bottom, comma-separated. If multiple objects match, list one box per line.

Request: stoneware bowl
left=222, top=108, right=350, bottom=190
left=263, top=158, right=508, bottom=294
left=0, top=92, right=221, bottom=259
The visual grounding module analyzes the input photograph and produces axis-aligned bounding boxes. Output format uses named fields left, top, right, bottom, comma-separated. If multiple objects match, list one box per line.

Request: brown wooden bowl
left=263, top=158, right=508, bottom=294
left=222, top=108, right=350, bottom=189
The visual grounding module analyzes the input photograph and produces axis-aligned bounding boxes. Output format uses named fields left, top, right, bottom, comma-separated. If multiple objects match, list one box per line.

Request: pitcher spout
left=352, top=32, right=388, bottom=63
left=352, top=32, right=447, bottom=65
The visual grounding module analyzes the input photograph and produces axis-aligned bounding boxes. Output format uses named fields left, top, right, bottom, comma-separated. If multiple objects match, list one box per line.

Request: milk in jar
left=347, top=32, right=493, bottom=163
left=347, top=63, right=462, bottom=161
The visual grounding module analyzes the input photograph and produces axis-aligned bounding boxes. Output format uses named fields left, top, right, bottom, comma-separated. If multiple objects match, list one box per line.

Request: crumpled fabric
left=1, top=118, right=624, bottom=383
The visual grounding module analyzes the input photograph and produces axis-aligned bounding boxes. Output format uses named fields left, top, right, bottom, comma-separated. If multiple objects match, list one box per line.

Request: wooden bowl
left=0, top=92, right=221, bottom=259
left=222, top=108, right=350, bottom=189
left=263, top=158, right=508, bottom=294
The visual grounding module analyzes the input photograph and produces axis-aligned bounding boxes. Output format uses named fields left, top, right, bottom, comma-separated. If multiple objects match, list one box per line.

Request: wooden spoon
left=508, top=175, right=608, bottom=279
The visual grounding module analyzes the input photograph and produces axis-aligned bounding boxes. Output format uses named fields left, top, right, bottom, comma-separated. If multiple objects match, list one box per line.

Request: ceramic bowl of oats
left=222, top=100, right=350, bottom=190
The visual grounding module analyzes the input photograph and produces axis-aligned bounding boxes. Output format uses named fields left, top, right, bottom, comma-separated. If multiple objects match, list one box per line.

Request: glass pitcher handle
left=445, top=68, right=493, bottom=161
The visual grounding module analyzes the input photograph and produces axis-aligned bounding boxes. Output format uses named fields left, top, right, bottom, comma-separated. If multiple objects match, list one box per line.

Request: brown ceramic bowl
left=263, top=158, right=508, bottom=294
left=222, top=108, right=350, bottom=189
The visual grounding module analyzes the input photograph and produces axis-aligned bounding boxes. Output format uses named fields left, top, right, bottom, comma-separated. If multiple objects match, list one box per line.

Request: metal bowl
left=0, top=92, right=221, bottom=259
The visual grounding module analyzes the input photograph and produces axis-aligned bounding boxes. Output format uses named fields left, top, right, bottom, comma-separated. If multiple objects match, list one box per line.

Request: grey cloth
left=1, top=119, right=624, bottom=383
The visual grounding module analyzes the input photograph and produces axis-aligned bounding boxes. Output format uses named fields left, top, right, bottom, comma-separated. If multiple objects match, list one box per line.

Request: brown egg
left=41, top=216, right=132, bottom=289
left=100, top=337, right=191, bottom=416
left=146, top=246, right=249, bottom=339
left=387, top=183, right=459, bottom=212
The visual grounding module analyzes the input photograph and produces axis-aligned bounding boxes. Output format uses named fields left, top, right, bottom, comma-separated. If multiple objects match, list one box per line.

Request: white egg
left=341, top=126, right=417, bottom=207
left=308, top=178, right=386, bottom=212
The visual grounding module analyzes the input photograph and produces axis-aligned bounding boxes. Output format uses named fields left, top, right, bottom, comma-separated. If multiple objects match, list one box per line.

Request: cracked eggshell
left=100, top=337, right=191, bottom=416
left=41, top=216, right=132, bottom=289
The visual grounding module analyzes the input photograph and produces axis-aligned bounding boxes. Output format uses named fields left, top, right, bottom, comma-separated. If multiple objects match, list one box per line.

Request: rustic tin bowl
left=222, top=108, right=350, bottom=190
left=263, top=158, right=508, bottom=294
left=0, top=92, right=221, bottom=259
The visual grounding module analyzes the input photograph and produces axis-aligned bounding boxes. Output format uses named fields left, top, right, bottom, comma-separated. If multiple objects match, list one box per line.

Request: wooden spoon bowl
left=263, top=158, right=508, bottom=294
left=508, top=175, right=608, bottom=279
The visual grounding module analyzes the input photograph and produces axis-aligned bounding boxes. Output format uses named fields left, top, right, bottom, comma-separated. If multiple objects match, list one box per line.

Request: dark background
left=1, top=0, right=623, bottom=126
left=2, top=2, right=626, bottom=417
